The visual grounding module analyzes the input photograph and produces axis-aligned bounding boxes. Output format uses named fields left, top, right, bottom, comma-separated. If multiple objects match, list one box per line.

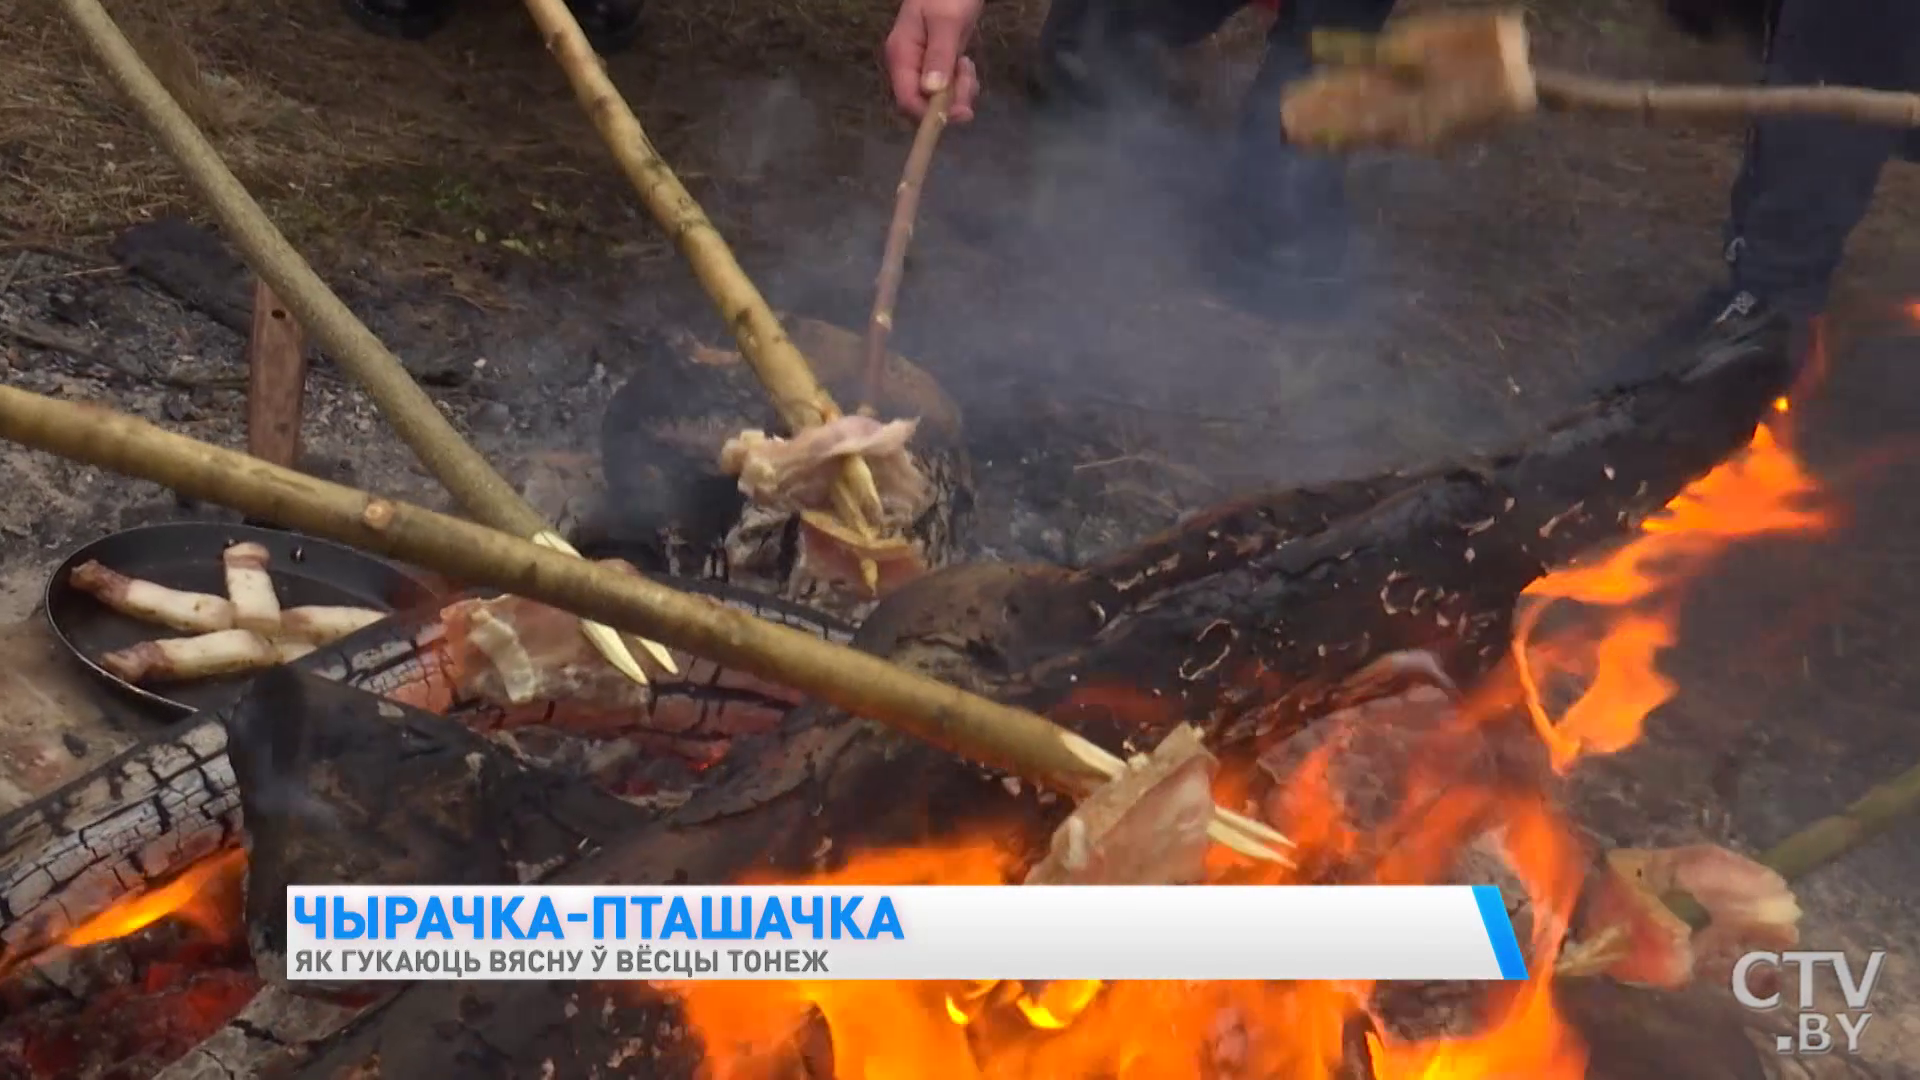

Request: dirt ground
left=4, top=0, right=1920, bottom=1075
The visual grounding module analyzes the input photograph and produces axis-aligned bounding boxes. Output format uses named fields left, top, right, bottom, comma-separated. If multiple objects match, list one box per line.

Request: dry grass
left=0, top=0, right=984, bottom=254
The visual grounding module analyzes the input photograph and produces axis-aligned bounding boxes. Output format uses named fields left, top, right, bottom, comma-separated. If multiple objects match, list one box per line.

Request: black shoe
left=1600, top=286, right=1794, bottom=389
left=341, top=0, right=458, bottom=40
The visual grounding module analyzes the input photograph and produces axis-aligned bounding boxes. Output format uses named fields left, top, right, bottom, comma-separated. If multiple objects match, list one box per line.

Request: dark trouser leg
left=1033, top=0, right=1247, bottom=107
left=1725, top=0, right=1920, bottom=318
left=1215, top=0, right=1396, bottom=272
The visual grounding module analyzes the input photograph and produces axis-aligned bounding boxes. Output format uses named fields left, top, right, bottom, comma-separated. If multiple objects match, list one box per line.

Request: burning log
left=0, top=717, right=241, bottom=972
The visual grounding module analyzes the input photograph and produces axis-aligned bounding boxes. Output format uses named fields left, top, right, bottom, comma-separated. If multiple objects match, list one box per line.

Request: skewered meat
left=1578, top=843, right=1802, bottom=989
left=719, top=416, right=932, bottom=524
left=222, top=542, right=283, bottom=636
left=1024, top=724, right=1219, bottom=886
left=280, top=605, right=387, bottom=645
left=68, top=560, right=235, bottom=635
left=98, top=629, right=278, bottom=683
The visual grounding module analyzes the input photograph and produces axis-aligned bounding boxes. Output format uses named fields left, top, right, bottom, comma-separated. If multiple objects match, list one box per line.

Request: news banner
left=286, top=885, right=1530, bottom=982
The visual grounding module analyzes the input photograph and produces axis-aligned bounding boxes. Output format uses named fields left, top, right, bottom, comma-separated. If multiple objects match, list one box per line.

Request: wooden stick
left=860, top=84, right=954, bottom=414
left=0, top=385, right=1290, bottom=864
left=517, top=0, right=894, bottom=575
left=1309, top=23, right=1920, bottom=134
left=244, top=279, right=307, bottom=469
left=56, top=0, right=672, bottom=683
left=1534, top=70, right=1920, bottom=128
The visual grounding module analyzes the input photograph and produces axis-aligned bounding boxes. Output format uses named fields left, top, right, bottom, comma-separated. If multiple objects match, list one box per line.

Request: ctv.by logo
left=1732, top=950, right=1888, bottom=1055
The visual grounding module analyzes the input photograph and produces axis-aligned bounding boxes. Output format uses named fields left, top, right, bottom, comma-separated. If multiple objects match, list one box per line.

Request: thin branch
left=861, top=84, right=953, bottom=413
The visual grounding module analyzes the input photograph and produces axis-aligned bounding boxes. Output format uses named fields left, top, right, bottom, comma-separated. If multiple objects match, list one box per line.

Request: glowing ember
left=59, top=846, right=248, bottom=950
left=673, top=413, right=1828, bottom=1079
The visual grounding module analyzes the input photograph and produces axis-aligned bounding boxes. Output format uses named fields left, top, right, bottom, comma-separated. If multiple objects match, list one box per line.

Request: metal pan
left=44, top=522, right=440, bottom=718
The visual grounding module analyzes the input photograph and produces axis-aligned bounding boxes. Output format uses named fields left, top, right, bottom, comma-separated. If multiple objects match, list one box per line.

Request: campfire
left=0, top=352, right=1832, bottom=1079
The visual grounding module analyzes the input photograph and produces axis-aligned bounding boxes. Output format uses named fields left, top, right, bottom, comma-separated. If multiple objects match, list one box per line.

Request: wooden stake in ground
left=861, top=84, right=954, bottom=414
left=0, top=384, right=1290, bottom=865
left=244, top=280, right=307, bottom=470
left=55, top=0, right=673, bottom=684
left=1286, top=10, right=1920, bottom=152
left=518, top=0, right=905, bottom=591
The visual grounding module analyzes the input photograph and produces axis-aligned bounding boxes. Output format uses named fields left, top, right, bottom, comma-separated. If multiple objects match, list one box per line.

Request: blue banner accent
left=1471, top=884, right=1530, bottom=980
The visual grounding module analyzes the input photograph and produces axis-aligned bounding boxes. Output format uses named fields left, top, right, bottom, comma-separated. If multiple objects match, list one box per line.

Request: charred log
left=226, top=666, right=654, bottom=982
left=154, top=986, right=384, bottom=1080
left=0, top=717, right=241, bottom=971
left=879, top=341, right=1796, bottom=754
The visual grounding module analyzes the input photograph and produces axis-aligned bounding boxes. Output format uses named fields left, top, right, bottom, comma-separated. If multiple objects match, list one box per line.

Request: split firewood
left=1285, top=8, right=1920, bottom=153
left=1024, top=724, right=1219, bottom=886
left=99, top=628, right=279, bottom=684
left=68, top=559, right=235, bottom=634
left=1562, top=844, right=1802, bottom=988
left=222, top=541, right=281, bottom=635
left=279, top=604, right=386, bottom=646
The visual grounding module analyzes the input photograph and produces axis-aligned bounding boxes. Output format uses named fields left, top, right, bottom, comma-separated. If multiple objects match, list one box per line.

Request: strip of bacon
left=68, top=560, right=235, bottom=635
left=98, top=629, right=278, bottom=684
left=279, top=605, right=387, bottom=646
left=222, top=542, right=283, bottom=636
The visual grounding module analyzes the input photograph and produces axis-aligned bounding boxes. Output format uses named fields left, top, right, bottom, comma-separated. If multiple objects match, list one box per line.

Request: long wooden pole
left=56, top=0, right=671, bottom=683
left=0, top=385, right=1289, bottom=863
left=518, top=0, right=892, bottom=587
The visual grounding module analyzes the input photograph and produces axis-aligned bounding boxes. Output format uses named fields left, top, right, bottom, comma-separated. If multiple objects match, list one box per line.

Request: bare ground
left=4, top=0, right=1920, bottom=1074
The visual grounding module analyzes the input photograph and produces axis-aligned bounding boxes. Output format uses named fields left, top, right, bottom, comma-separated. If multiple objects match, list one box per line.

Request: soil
left=3, top=0, right=1920, bottom=1075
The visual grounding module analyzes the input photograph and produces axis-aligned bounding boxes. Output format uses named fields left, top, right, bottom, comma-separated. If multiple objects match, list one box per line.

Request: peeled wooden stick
left=1287, top=10, right=1920, bottom=152
left=55, top=0, right=672, bottom=684
left=518, top=0, right=899, bottom=591
left=0, top=384, right=1291, bottom=865
left=860, top=83, right=954, bottom=414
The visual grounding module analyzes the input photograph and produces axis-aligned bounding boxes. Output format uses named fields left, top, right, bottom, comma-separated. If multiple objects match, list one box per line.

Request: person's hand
left=883, top=0, right=983, bottom=123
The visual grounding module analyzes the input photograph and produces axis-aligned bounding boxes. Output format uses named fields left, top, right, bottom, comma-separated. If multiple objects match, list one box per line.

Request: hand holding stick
left=860, top=83, right=955, bottom=414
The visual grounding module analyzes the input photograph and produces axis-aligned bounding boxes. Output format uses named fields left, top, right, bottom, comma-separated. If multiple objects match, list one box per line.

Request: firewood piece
left=222, top=540, right=282, bottom=635
left=68, top=558, right=235, bottom=634
left=1284, top=11, right=1537, bottom=152
left=0, top=717, right=240, bottom=972
left=225, top=665, right=653, bottom=983
left=154, top=984, right=382, bottom=1080
left=1024, top=724, right=1217, bottom=886
left=278, top=604, right=387, bottom=646
left=99, top=628, right=277, bottom=683
left=244, top=278, right=309, bottom=469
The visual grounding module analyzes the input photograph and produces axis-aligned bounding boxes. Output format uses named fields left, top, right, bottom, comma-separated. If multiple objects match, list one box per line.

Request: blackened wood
left=226, top=666, right=650, bottom=982
left=0, top=716, right=240, bottom=970
left=1009, top=344, right=1793, bottom=751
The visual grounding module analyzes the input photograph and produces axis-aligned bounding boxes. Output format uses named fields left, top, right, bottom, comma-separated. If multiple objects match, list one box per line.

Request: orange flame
left=1514, top=418, right=1827, bottom=771
left=58, top=846, right=248, bottom=949
left=675, top=413, right=1827, bottom=1080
